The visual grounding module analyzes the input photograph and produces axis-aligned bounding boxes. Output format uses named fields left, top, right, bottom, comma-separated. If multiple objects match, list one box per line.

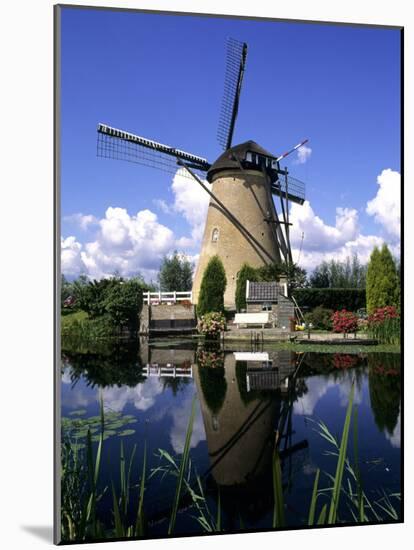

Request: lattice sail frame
left=97, top=124, right=210, bottom=180
left=271, top=174, right=306, bottom=205
left=217, top=38, right=248, bottom=151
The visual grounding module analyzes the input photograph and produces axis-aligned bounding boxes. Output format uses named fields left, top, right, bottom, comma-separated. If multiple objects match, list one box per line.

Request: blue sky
left=60, top=6, right=401, bottom=280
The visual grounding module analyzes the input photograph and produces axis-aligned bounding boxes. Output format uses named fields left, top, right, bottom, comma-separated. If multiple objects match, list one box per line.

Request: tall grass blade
left=216, top=488, right=221, bottom=531
left=79, top=393, right=105, bottom=538
left=352, top=408, right=364, bottom=522
left=317, top=504, right=327, bottom=525
left=272, top=447, right=285, bottom=528
left=111, top=481, right=124, bottom=537
left=168, top=394, right=197, bottom=535
left=94, top=392, right=104, bottom=487
left=135, top=441, right=147, bottom=536
left=327, top=381, right=355, bottom=524
left=126, top=443, right=137, bottom=517
left=308, top=469, right=320, bottom=526
left=120, top=440, right=126, bottom=519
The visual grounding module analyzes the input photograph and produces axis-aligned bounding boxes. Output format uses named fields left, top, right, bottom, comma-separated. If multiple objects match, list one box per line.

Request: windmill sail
left=271, top=174, right=305, bottom=205
left=97, top=124, right=210, bottom=179
left=217, top=38, right=248, bottom=151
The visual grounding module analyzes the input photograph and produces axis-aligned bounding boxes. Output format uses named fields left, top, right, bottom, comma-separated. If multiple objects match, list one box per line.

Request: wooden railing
left=143, top=290, right=193, bottom=305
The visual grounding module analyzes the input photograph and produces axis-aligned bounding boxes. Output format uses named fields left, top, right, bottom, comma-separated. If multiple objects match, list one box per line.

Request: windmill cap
left=207, top=140, right=276, bottom=182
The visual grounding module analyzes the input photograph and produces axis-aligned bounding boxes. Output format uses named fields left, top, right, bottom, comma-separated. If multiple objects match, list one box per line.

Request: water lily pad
left=91, top=433, right=111, bottom=442
left=118, top=429, right=136, bottom=437
left=87, top=415, right=103, bottom=423
left=69, top=409, right=87, bottom=416
left=105, top=411, right=122, bottom=419
left=88, top=427, right=99, bottom=434
left=106, top=421, right=124, bottom=430
left=73, top=430, right=89, bottom=438
left=71, top=443, right=86, bottom=451
left=71, top=420, right=85, bottom=428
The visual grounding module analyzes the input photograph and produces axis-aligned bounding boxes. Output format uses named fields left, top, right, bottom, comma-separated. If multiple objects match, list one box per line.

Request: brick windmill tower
left=97, top=38, right=306, bottom=308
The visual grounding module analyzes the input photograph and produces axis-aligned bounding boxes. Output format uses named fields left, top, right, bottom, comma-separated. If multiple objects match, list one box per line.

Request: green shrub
left=61, top=313, right=114, bottom=340
left=235, top=263, right=258, bottom=311
left=304, top=306, right=334, bottom=330
left=293, top=288, right=365, bottom=311
left=197, top=255, right=227, bottom=316
left=104, top=279, right=143, bottom=333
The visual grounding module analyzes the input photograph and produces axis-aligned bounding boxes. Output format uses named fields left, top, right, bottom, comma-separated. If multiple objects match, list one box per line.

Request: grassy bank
left=150, top=336, right=400, bottom=355
left=61, top=311, right=111, bottom=340
left=284, top=342, right=400, bottom=354
left=206, top=335, right=399, bottom=354
left=61, top=311, right=136, bottom=344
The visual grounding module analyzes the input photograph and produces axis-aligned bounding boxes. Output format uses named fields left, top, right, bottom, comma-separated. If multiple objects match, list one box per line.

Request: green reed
left=272, top=381, right=400, bottom=528
left=368, top=318, right=400, bottom=345
left=61, top=384, right=400, bottom=541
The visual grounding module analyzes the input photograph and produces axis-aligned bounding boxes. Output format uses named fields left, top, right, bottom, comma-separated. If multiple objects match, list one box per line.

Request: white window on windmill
left=212, top=227, right=219, bottom=243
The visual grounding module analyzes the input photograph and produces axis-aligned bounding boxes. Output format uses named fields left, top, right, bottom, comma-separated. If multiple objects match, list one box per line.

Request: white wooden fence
left=143, top=364, right=193, bottom=379
left=143, top=291, right=193, bottom=305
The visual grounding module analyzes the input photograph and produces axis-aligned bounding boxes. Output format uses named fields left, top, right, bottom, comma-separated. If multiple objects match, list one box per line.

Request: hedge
left=292, top=288, right=366, bottom=311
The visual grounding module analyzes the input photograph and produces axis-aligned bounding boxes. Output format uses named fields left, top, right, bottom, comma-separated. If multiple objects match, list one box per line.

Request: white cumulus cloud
left=61, top=207, right=175, bottom=280
left=366, top=168, right=400, bottom=239
left=61, top=236, right=84, bottom=277
left=101, top=377, right=164, bottom=413
left=292, top=233, right=385, bottom=272
left=169, top=391, right=206, bottom=453
left=288, top=168, right=400, bottom=271
left=170, top=168, right=211, bottom=246
left=152, top=199, right=173, bottom=214
left=290, top=201, right=360, bottom=252
left=295, top=144, right=312, bottom=164
left=385, top=412, right=401, bottom=448
left=62, top=167, right=400, bottom=279
left=64, top=213, right=99, bottom=231
left=153, top=168, right=211, bottom=248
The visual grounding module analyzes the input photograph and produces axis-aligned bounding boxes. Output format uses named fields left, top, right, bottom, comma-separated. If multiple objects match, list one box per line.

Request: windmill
left=97, top=38, right=307, bottom=308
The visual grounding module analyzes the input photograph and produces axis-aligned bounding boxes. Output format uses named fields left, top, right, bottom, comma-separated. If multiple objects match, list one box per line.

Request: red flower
left=332, top=309, right=358, bottom=334
left=368, top=306, right=399, bottom=326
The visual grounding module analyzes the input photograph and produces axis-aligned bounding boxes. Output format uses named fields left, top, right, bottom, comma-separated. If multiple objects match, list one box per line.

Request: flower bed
left=368, top=306, right=400, bottom=345
left=197, top=312, right=226, bottom=338
left=332, top=309, right=358, bottom=337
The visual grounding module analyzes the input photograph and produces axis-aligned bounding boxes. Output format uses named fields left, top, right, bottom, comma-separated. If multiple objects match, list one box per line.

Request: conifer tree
left=366, top=244, right=398, bottom=313
left=235, top=263, right=258, bottom=312
left=379, top=244, right=399, bottom=308
left=197, top=255, right=227, bottom=316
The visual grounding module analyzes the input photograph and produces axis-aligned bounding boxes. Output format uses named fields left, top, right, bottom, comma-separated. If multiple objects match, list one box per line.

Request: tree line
left=62, top=244, right=400, bottom=327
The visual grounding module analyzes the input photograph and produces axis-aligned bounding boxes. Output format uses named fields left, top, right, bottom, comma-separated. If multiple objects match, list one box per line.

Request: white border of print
left=0, top=1, right=411, bottom=549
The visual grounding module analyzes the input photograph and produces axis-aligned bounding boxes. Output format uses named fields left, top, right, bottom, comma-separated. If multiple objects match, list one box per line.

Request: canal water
left=60, top=339, right=401, bottom=540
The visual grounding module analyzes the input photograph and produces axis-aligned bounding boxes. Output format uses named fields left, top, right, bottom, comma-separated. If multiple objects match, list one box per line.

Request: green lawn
left=61, top=310, right=88, bottom=328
